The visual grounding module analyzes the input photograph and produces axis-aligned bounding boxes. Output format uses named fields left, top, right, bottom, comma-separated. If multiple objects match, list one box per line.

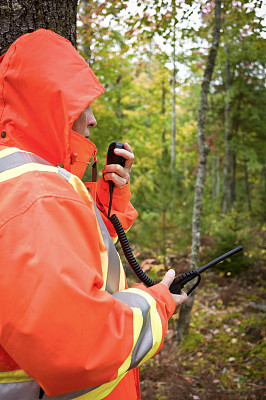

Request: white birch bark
left=176, top=0, right=222, bottom=341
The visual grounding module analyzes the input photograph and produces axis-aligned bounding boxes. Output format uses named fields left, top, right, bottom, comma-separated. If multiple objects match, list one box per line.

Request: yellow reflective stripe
left=69, top=175, right=94, bottom=205
left=0, top=373, right=125, bottom=400
left=68, top=174, right=125, bottom=293
left=0, top=153, right=115, bottom=293
left=117, top=306, right=143, bottom=375
left=0, top=146, right=43, bottom=160
left=0, top=147, right=20, bottom=158
left=69, top=304, right=143, bottom=399
left=72, top=374, right=127, bottom=400
left=0, top=369, right=33, bottom=383
left=68, top=175, right=109, bottom=291
left=81, top=295, right=159, bottom=400
left=0, top=152, right=131, bottom=398
left=118, top=263, right=126, bottom=291
left=0, top=163, right=57, bottom=183
left=122, top=288, right=163, bottom=365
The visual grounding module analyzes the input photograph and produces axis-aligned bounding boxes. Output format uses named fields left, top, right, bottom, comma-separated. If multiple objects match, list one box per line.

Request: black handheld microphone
left=106, top=142, right=126, bottom=217
left=107, top=142, right=125, bottom=168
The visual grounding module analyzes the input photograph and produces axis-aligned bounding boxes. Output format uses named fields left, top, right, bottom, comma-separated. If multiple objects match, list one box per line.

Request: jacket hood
left=0, top=29, right=104, bottom=178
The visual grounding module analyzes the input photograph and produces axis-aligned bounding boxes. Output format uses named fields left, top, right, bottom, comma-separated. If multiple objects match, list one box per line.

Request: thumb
left=161, top=269, right=175, bottom=289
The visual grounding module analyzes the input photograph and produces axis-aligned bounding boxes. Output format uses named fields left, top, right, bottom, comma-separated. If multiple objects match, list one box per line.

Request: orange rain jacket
left=0, top=29, right=175, bottom=399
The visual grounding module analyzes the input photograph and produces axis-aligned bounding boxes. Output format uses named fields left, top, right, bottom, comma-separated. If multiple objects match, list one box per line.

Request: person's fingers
left=103, top=170, right=129, bottom=187
left=102, top=142, right=134, bottom=187
left=103, top=164, right=125, bottom=177
left=123, top=142, right=133, bottom=153
left=174, top=290, right=188, bottom=303
left=116, top=152, right=134, bottom=169
left=161, top=269, right=176, bottom=289
left=113, top=142, right=134, bottom=169
left=160, top=270, right=188, bottom=314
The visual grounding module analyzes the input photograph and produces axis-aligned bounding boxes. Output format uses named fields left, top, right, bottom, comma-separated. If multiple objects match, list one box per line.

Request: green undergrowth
left=140, top=270, right=266, bottom=398
left=179, top=280, right=265, bottom=392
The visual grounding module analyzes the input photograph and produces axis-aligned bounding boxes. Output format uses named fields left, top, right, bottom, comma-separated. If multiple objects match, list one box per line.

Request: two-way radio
left=105, top=142, right=243, bottom=295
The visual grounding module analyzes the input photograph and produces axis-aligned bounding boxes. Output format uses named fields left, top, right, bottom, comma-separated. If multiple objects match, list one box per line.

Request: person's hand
left=102, top=142, right=134, bottom=188
left=161, top=269, right=188, bottom=314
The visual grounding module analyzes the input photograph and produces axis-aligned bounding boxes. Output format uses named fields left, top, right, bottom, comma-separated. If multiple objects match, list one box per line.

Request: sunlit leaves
left=78, top=0, right=265, bottom=258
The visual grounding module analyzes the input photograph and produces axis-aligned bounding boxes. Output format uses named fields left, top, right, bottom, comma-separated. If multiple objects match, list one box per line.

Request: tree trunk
left=244, top=160, right=252, bottom=212
left=212, top=154, right=217, bottom=198
left=161, top=79, right=167, bottom=266
left=171, top=36, right=176, bottom=171
left=216, top=154, right=220, bottom=197
left=171, top=0, right=176, bottom=171
left=231, top=122, right=239, bottom=207
left=116, top=71, right=123, bottom=121
left=176, top=0, right=222, bottom=341
left=211, top=153, right=221, bottom=198
left=222, top=42, right=232, bottom=213
left=231, top=151, right=236, bottom=207
left=263, top=161, right=266, bottom=197
left=0, top=0, right=78, bottom=55
left=162, top=79, right=166, bottom=144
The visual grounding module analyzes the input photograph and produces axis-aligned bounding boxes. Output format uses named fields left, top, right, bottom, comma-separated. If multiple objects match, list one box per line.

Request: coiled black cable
left=109, top=213, right=156, bottom=287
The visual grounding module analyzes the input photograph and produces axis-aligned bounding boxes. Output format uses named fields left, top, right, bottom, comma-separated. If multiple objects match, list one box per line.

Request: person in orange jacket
left=0, top=29, right=187, bottom=399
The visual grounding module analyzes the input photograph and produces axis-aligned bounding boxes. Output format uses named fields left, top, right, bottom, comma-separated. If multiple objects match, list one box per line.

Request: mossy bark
left=0, top=0, right=78, bottom=55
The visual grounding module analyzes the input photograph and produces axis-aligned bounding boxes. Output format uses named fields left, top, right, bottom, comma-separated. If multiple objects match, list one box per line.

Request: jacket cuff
left=132, top=282, right=175, bottom=356
left=97, top=176, right=131, bottom=213
left=132, top=282, right=175, bottom=320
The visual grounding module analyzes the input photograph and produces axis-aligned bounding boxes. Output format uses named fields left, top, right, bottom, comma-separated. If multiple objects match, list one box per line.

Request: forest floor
left=138, top=262, right=266, bottom=400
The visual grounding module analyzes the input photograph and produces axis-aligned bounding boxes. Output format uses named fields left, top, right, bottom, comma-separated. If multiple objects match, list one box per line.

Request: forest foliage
left=77, top=0, right=265, bottom=397
left=79, top=0, right=265, bottom=272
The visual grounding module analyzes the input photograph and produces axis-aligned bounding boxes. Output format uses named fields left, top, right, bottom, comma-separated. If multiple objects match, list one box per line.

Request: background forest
left=79, top=0, right=265, bottom=269
left=0, top=0, right=264, bottom=399
left=79, top=1, right=265, bottom=398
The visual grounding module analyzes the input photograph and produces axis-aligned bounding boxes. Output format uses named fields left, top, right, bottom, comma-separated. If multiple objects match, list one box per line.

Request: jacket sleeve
left=95, top=176, right=138, bottom=238
left=0, top=194, right=175, bottom=396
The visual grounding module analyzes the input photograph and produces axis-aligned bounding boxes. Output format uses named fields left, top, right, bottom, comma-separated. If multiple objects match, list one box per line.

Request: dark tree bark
left=222, top=42, right=232, bottom=213
left=231, top=116, right=241, bottom=208
left=244, top=159, right=252, bottom=212
left=216, top=154, right=220, bottom=197
left=231, top=151, right=236, bottom=207
left=171, top=0, right=177, bottom=171
left=116, top=71, right=123, bottom=121
left=162, top=79, right=166, bottom=144
left=0, top=0, right=78, bottom=55
left=176, top=0, right=222, bottom=341
left=212, top=154, right=216, bottom=199
left=211, top=153, right=221, bottom=199
left=171, top=25, right=176, bottom=171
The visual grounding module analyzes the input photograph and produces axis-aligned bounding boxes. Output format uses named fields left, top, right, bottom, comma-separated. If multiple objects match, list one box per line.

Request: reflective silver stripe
left=0, top=149, right=71, bottom=185
left=0, top=380, right=98, bottom=400
left=112, top=291, right=153, bottom=368
left=42, top=385, right=97, bottom=399
left=0, top=149, right=123, bottom=398
left=0, top=380, right=40, bottom=400
left=92, top=203, right=120, bottom=294
left=57, top=166, right=71, bottom=182
left=56, top=164, right=121, bottom=294
left=0, top=150, right=51, bottom=172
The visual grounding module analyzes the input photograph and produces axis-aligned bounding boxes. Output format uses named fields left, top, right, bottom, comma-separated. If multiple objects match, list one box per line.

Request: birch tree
left=176, top=0, right=222, bottom=340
